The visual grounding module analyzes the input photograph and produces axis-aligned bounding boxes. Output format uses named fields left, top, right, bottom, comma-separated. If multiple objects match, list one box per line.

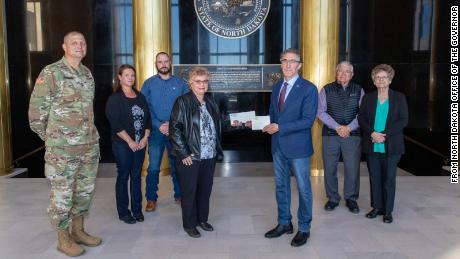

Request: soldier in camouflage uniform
left=28, top=31, right=101, bottom=257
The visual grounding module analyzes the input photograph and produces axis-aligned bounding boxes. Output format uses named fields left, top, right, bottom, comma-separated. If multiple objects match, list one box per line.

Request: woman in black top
left=170, top=67, right=223, bottom=238
left=358, top=64, right=408, bottom=224
left=105, top=64, right=151, bottom=224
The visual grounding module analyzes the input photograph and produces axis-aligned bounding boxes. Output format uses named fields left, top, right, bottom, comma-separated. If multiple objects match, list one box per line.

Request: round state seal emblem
left=194, top=0, right=270, bottom=39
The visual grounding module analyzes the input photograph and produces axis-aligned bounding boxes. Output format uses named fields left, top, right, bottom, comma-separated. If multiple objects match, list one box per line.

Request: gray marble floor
left=0, top=163, right=459, bottom=259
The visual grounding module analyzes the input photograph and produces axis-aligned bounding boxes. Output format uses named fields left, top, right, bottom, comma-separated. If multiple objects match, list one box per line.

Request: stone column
left=0, top=0, right=12, bottom=176
left=299, top=0, right=339, bottom=176
left=132, top=0, right=172, bottom=175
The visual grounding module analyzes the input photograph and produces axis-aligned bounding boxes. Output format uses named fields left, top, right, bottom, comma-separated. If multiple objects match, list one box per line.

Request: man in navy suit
left=262, top=48, right=318, bottom=247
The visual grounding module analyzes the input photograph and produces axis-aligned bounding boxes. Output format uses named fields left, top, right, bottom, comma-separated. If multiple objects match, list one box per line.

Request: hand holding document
left=229, top=111, right=270, bottom=130
left=229, top=111, right=256, bottom=123
left=251, top=116, right=270, bottom=130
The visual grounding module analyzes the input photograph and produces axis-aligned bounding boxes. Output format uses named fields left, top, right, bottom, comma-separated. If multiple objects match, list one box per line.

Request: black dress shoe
left=264, top=223, right=293, bottom=238
left=365, top=209, right=384, bottom=218
left=291, top=231, right=310, bottom=247
left=184, top=227, right=201, bottom=238
left=133, top=213, right=144, bottom=222
left=198, top=222, right=214, bottom=231
left=119, top=214, right=136, bottom=224
left=383, top=213, right=393, bottom=223
left=324, top=201, right=339, bottom=211
left=345, top=199, right=360, bottom=214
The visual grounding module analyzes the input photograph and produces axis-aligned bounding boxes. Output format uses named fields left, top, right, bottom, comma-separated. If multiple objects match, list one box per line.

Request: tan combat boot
left=70, top=216, right=102, bottom=247
left=57, top=229, right=85, bottom=257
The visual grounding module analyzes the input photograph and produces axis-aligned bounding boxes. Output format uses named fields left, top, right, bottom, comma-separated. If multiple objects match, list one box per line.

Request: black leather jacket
left=170, top=91, right=223, bottom=161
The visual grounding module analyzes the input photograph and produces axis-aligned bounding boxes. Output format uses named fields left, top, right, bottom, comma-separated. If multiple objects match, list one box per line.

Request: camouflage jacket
left=28, top=57, right=99, bottom=146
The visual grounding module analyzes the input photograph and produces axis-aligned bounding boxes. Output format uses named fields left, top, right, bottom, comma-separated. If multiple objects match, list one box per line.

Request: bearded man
left=141, top=52, right=188, bottom=212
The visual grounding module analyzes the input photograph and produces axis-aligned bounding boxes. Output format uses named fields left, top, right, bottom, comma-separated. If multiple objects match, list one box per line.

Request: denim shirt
left=140, top=74, right=188, bottom=129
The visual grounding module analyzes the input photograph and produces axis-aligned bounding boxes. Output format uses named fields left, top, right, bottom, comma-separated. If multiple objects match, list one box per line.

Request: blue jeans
left=273, top=150, right=313, bottom=232
left=112, top=141, right=145, bottom=218
left=145, top=129, right=181, bottom=201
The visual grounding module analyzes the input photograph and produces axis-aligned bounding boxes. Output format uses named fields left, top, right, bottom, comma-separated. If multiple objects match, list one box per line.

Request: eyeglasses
left=280, top=59, right=301, bottom=65
left=192, top=80, right=209, bottom=85
left=374, top=76, right=389, bottom=81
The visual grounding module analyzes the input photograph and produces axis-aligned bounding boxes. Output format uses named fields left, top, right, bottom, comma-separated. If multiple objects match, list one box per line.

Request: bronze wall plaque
left=194, top=0, right=270, bottom=39
left=173, top=64, right=281, bottom=92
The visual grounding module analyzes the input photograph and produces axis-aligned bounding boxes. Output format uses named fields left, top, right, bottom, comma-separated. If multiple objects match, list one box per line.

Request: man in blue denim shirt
left=141, top=52, right=188, bottom=212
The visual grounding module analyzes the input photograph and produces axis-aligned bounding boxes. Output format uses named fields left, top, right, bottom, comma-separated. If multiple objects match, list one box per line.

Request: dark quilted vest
left=322, top=82, right=362, bottom=136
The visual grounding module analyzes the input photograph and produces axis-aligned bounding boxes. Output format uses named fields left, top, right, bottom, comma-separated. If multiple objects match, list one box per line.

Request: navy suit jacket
left=269, top=76, right=318, bottom=159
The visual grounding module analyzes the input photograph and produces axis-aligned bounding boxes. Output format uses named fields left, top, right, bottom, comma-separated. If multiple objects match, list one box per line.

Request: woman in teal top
left=358, top=64, right=408, bottom=224
left=373, top=97, right=389, bottom=153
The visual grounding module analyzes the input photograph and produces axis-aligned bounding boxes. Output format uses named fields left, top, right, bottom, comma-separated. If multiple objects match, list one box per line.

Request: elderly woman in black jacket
left=358, top=64, right=408, bottom=224
left=169, top=67, right=223, bottom=238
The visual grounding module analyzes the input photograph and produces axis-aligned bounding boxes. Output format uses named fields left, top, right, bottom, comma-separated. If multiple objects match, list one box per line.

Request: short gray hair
left=63, top=31, right=84, bottom=43
left=280, top=48, right=302, bottom=62
left=336, top=61, right=353, bottom=73
left=371, top=64, right=395, bottom=81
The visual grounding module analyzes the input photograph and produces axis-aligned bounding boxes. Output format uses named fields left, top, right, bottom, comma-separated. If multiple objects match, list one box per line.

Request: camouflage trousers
left=44, top=143, right=100, bottom=230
